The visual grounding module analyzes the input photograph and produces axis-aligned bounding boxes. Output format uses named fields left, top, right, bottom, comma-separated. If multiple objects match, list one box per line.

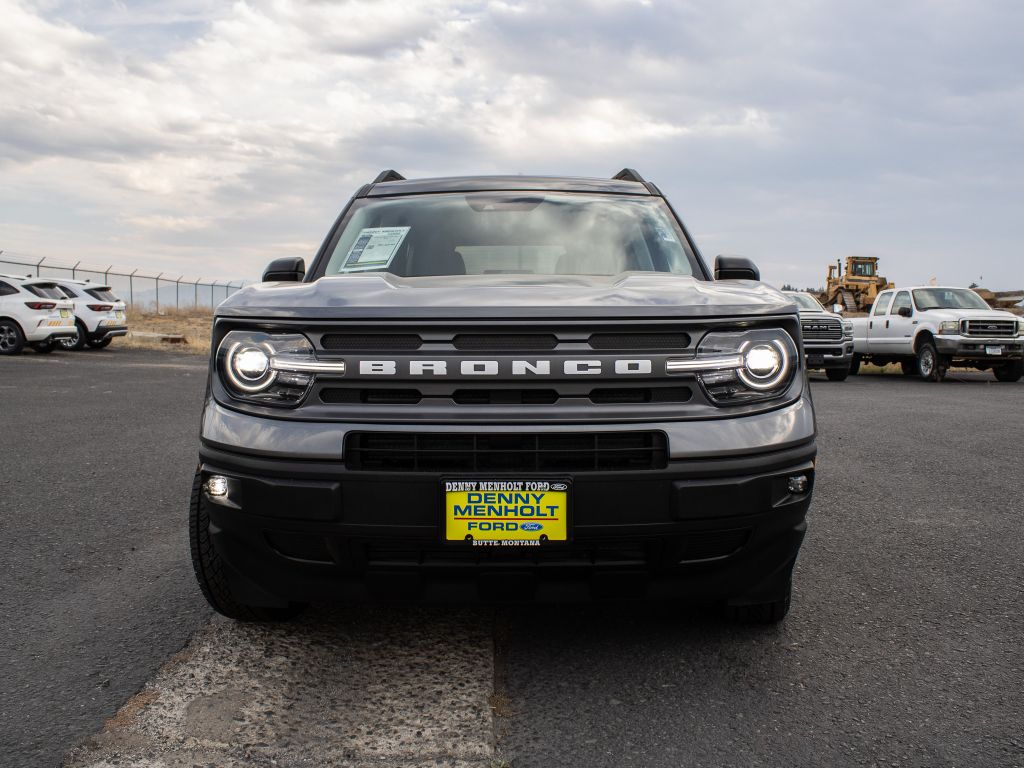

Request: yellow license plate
left=444, top=480, right=569, bottom=543
left=60, top=309, right=70, bottom=318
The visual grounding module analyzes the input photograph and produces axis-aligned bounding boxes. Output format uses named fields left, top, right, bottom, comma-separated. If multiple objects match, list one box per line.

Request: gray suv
left=190, top=169, right=817, bottom=624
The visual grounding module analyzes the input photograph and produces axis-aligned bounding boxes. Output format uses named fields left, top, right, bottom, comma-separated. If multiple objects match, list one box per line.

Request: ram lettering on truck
left=189, top=168, right=818, bottom=625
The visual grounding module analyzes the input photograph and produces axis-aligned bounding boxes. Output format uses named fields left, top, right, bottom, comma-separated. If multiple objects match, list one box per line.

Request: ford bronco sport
left=190, top=169, right=817, bottom=624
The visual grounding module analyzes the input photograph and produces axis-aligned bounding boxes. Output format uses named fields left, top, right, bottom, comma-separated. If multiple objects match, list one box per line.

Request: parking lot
left=2, top=348, right=1022, bottom=768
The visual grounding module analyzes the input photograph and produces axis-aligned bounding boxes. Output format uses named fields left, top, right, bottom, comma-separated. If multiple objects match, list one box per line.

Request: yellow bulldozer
left=822, top=256, right=894, bottom=313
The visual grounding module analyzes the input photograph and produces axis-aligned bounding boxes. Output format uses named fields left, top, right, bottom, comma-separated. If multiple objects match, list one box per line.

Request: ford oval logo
left=551, top=483, right=568, bottom=491
left=520, top=522, right=543, bottom=532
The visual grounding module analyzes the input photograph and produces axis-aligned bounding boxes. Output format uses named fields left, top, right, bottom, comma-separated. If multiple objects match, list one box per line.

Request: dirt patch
left=121, top=308, right=213, bottom=354
left=103, top=689, right=160, bottom=732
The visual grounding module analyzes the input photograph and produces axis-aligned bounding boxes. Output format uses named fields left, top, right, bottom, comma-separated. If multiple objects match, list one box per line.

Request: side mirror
left=714, top=255, right=760, bottom=281
left=262, top=257, right=305, bottom=283
left=897, top=306, right=912, bottom=318
left=833, top=304, right=844, bottom=314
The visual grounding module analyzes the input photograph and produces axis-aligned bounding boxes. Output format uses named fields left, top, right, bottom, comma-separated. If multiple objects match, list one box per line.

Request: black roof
left=359, top=171, right=659, bottom=198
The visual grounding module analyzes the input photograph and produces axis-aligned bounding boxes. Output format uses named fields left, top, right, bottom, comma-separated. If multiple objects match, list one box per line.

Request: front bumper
left=935, top=337, right=1023, bottom=360
left=803, top=341, right=854, bottom=369
left=197, top=424, right=816, bottom=606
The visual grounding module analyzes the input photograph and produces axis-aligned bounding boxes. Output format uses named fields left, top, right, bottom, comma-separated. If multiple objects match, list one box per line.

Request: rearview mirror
left=897, top=306, right=912, bottom=318
left=262, top=257, right=305, bottom=283
left=833, top=304, right=844, bottom=314
left=713, top=255, right=760, bottom=281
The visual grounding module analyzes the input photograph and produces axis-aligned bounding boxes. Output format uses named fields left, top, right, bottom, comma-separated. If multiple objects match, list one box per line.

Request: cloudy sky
left=1, top=0, right=1021, bottom=288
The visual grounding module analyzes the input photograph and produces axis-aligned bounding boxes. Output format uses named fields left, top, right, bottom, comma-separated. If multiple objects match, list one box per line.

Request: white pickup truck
left=849, top=286, right=1023, bottom=382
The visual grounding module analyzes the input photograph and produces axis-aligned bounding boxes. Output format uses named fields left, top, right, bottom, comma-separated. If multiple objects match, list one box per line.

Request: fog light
left=206, top=475, right=229, bottom=497
left=787, top=475, right=809, bottom=494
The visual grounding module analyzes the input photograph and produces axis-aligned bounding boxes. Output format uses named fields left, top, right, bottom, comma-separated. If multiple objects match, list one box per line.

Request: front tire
left=849, top=354, right=861, bottom=375
left=189, top=468, right=306, bottom=622
left=86, top=337, right=112, bottom=349
left=59, top=321, right=88, bottom=351
left=994, top=359, right=1023, bottom=382
left=916, top=340, right=946, bottom=382
left=825, top=366, right=849, bottom=382
left=0, top=320, right=25, bottom=355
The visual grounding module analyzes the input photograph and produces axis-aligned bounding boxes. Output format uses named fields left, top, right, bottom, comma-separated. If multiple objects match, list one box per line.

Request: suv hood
left=217, top=273, right=796, bottom=320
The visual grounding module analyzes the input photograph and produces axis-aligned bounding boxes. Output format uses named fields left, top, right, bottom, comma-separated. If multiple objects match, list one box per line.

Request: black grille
left=963, top=320, right=1017, bottom=338
left=588, top=332, right=690, bottom=350
left=321, top=388, right=421, bottom=404
left=321, top=333, right=422, bottom=350
left=589, top=386, right=691, bottom=404
left=452, top=389, right=559, bottom=405
left=453, top=334, right=558, bottom=350
left=345, top=432, right=668, bottom=472
left=801, top=318, right=843, bottom=341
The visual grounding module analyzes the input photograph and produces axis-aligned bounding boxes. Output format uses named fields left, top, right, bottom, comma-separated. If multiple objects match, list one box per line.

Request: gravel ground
left=1, top=348, right=1021, bottom=767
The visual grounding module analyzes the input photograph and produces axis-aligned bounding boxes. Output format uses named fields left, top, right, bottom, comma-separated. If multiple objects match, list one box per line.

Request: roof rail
left=612, top=168, right=645, bottom=183
left=372, top=169, right=406, bottom=184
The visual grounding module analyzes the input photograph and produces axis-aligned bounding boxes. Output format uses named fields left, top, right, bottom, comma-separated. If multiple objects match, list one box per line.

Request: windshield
left=788, top=293, right=826, bottom=311
left=912, top=288, right=990, bottom=311
left=25, top=283, right=66, bottom=300
left=320, top=192, right=702, bottom=278
left=85, top=287, right=119, bottom=302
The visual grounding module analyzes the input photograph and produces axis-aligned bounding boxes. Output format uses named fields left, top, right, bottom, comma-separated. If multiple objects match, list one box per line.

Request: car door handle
left=885, top=320, right=890, bottom=328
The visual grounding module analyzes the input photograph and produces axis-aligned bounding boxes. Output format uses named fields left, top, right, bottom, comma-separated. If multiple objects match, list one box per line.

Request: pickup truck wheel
left=849, top=354, right=861, bottom=375
left=189, top=468, right=306, bottom=622
left=0, top=320, right=25, bottom=355
left=994, top=360, right=1023, bottom=382
left=825, top=366, right=849, bottom=382
left=725, top=586, right=791, bottom=624
left=916, top=341, right=945, bottom=382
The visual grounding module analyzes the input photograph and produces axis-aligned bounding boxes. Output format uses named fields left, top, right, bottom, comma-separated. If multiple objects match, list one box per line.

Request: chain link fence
left=0, top=251, right=247, bottom=311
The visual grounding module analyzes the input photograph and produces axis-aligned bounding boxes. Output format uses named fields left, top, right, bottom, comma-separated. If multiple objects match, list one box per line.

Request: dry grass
left=121, top=306, right=213, bottom=354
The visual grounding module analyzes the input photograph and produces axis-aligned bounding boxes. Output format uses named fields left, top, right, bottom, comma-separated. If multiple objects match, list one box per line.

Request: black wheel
left=900, top=361, right=918, bottom=376
left=725, top=582, right=792, bottom=624
left=0, top=320, right=25, bottom=355
left=30, top=340, right=55, bottom=354
left=825, top=366, right=849, bottom=382
left=86, top=337, right=112, bottom=349
left=189, top=468, right=306, bottom=622
left=994, top=359, right=1023, bottom=382
left=849, top=354, right=861, bottom=375
left=59, top=321, right=88, bottom=351
left=916, top=340, right=946, bottom=382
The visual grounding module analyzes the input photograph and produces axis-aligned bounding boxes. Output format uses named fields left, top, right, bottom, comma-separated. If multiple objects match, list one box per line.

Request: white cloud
left=0, top=0, right=1021, bottom=288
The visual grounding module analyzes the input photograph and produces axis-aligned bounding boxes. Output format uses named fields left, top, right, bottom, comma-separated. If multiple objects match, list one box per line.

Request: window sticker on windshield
left=340, top=227, right=410, bottom=272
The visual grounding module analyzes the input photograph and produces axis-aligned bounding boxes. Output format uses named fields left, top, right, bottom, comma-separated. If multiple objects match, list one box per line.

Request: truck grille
left=344, top=431, right=668, bottom=472
left=800, top=317, right=843, bottom=341
left=962, top=320, right=1017, bottom=338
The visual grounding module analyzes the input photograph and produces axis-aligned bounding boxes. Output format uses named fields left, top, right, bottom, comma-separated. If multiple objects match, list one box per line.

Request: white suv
left=0, top=275, right=77, bottom=355
left=50, top=279, right=129, bottom=350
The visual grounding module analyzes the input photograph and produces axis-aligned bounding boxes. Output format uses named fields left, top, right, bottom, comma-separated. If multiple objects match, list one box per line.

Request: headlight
left=842, top=320, right=853, bottom=338
left=1018, top=319, right=1024, bottom=337
left=938, top=320, right=960, bottom=335
left=667, top=329, right=798, bottom=405
left=217, top=331, right=344, bottom=405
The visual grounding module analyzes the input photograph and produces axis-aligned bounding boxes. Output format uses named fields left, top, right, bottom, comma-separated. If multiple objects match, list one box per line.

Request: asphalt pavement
left=2, top=348, right=1022, bottom=767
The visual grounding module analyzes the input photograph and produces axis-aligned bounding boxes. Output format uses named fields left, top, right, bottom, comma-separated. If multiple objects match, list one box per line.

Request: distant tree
left=780, top=283, right=797, bottom=291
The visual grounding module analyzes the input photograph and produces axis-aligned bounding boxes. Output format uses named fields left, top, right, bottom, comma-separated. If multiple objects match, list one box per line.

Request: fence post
left=155, top=272, right=164, bottom=313
left=175, top=275, right=184, bottom=309
left=129, top=269, right=137, bottom=307
left=194, top=278, right=201, bottom=308
left=72, top=260, right=81, bottom=279
left=211, top=280, right=218, bottom=309
left=105, top=265, right=112, bottom=284
left=35, top=257, right=44, bottom=277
